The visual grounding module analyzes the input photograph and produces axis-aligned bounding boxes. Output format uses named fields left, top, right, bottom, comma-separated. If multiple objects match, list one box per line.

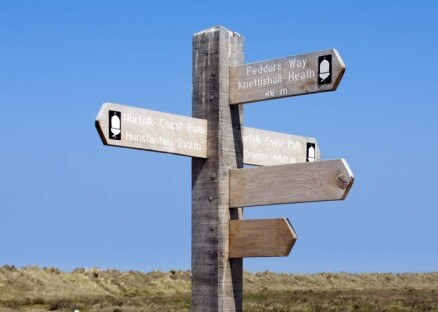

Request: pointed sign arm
left=229, top=218, right=297, bottom=258
left=229, top=159, right=354, bottom=208
left=229, top=49, right=345, bottom=105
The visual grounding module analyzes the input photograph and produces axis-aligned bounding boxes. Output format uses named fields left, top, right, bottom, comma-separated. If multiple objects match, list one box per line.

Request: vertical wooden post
left=191, top=26, right=244, bottom=311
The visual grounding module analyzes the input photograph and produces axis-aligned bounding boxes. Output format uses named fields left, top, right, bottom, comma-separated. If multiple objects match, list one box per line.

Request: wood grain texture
left=191, top=26, right=244, bottom=311
left=95, top=103, right=207, bottom=158
left=229, top=218, right=297, bottom=258
left=230, top=49, right=345, bottom=105
left=229, top=159, right=354, bottom=208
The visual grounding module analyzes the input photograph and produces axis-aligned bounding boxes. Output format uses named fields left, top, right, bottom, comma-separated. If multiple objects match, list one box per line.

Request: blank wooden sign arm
left=229, top=218, right=297, bottom=258
left=229, top=159, right=354, bottom=208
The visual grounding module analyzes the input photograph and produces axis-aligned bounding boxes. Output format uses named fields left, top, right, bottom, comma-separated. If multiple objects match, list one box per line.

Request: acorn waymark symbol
left=318, top=55, right=332, bottom=85
left=109, top=110, right=121, bottom=140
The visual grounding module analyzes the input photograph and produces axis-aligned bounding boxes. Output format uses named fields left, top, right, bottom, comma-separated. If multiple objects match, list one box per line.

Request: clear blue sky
left=1, top=1, right=437, bottom=273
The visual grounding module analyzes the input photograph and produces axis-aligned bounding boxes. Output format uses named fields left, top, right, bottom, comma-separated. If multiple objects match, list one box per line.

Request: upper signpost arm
left=229, top=49, right=345, bottom=105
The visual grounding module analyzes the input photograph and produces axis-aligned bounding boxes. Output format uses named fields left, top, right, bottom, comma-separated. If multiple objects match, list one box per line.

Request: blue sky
left=1, top=1, right=437, bottom=273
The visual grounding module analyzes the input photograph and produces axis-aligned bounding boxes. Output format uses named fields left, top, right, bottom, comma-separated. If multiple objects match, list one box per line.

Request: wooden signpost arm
left=229, top=159, right=354, bottom=208
left=191, top=26, right=244, bottom=311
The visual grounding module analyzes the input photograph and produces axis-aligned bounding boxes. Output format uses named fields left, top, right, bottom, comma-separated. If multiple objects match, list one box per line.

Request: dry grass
left=0, top=265, right=437, bottom=311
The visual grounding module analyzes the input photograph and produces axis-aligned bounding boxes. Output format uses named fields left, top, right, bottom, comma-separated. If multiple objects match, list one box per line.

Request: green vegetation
left=0, top=266, right=437, bottom=311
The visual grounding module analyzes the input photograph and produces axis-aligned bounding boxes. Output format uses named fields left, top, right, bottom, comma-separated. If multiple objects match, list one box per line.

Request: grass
left=0, top=266, right=437, bottom=311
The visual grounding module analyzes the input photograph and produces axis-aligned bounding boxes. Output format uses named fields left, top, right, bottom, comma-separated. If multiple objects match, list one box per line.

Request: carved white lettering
left=243, top=134, right=261, bottom=144
left=265, top=137, right=285, bottom=148
left=273, top=154, right=297, bottom=164
left=287, top=140, right=303, bottom=150
left=288, top=58, right=307, bottom=69
left=246, top=63, right=282, bottom=76
left=125, top=131, right=173, bottom=147
left=237, top=74, right=282, bottom=90
left=178, top=138, right=202, bottom=151
left=244, top=150, right=268, bottom=161
left=188, top=123, right=206, bottom=134
left=123, top=113, right=154, bottom=126
left=288, top=69, right=315, bottom=81
left=159, top=119, right=183, bottom=131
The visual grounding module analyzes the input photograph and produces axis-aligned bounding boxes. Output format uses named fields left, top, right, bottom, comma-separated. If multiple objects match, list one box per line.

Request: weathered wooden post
left=191, top=26, right=244, bottom=311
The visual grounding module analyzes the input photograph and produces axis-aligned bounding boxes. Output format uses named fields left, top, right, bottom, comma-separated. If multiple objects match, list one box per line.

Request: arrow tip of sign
left=332, top=49, right=346, bottom=90
left=339, top=158, right=354, bottom=199
left=332, top=49, right=345, bottom=71
left=284, top=218, right=297, bottom=256
left=94, top=119, right=108, bottom=146
left=95, top=104, right=111, bottom=146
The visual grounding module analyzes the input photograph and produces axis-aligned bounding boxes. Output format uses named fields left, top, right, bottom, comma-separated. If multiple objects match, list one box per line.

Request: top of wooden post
left=194, top=25, right=242, bottom=38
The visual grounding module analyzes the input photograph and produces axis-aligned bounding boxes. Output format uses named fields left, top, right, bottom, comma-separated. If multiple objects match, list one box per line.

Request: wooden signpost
left=95, top=26, right=354, bottom=312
